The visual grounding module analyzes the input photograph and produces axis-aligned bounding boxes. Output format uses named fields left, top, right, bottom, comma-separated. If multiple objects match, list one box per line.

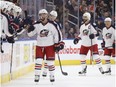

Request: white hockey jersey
left=28, top=22, right=59, bottom=46
left=78, top=23, right=97, bottom=46
left=0, top=14, right=12, bottom=37
left=102, top=26, right=115, bottom=47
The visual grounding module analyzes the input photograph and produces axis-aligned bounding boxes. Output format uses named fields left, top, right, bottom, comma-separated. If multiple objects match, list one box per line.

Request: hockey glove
left=27, top=25, right=35, bottom=33
left=54, top=42, right=65, bottom=52
left=73, top=37, right=80, bottom=44
left=6, top=36, right=15, bottom=43
left=89, top=34, right=95, bottom=39
left=59, top=41, right=65, bottom=50
left=9, top=25, right=15, bottom=35
left=54, top=43, right=60, bottom=52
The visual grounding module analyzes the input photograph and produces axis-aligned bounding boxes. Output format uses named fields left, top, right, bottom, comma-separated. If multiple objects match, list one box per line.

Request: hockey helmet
left=0, top=1, right=9, bottom=11
left=38, top=9, right=48, bottom=14
left=104, top=17, right=112, bottom=22
left=14, top=6, right=22, bottom=14
left=83, top=12, right=91, bottom=21
left=50, top=10, right=58, bottom=17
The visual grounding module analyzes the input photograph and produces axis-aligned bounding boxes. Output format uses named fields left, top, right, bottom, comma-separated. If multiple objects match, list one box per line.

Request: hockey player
left=42, top=10, right=65, bottom=77
left=73, top=12, right=104, bottom=75
left=0, top=1, right=16, bottom=43
left=26, top=9, right=60, bottom=82
left=0, top=2, right=14, bottom=52
left=101, top=17, right=115, bottom=75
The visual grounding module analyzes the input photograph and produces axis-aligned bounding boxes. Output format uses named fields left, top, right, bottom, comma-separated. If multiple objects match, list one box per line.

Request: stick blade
left=62, top=72, right=68, bottom=76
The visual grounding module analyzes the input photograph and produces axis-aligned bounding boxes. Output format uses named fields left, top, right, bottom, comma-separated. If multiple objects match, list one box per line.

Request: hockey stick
left=10, top=43, right=14, bottom=80
left=57, top=53, right=68, bottom=76
left=89, top=25, right=94, bottom=65
left=90, top=39, right=94, bottom=65
left=1, top=37, right=4, bottom=53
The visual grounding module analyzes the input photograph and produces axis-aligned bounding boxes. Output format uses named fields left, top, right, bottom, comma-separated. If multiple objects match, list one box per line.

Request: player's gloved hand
left=59, top=41, right=65, bottom=50
left=27, top=25, right=35, bottom=33
left=54, top=43, right=60, bottom=52
left=89, top=34, right=95, bottom=39
left=54, top=42, right=65, bottom=52
left=9, top=25, right=15, bottom=34
left=16, top=28, right=23, bottom=33
left=6, top=36, right=15, bottom=43
left=73, top=37, right=80, bottom=44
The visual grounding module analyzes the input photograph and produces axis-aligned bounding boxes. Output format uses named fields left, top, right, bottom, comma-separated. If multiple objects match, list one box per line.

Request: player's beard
left=83, top=18, right=87, bottom=23
left=83, top=19, right=90, bottom=24
left=40, top=17, right=45, bottom=22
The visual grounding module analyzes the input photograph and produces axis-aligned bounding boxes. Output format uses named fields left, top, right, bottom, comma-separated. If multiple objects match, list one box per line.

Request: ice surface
left=2, top=65, right=116, bottom=87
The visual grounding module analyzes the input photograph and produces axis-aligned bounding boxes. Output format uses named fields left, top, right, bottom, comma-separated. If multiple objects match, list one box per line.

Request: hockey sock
left=93, top=55, right=102, bottom=68
left=80, top=55, right=87, bottom=70
left=104, top=56, right=111, bottom=71
left=95, top=58, right=102, bottom=68
left=47, top=60, right=55, bottom=77
left=42, top=60, right=48, bottom=76
left=43, top=61, right=48, bottom=72
left=35, top=58, right=43, bottom=76
left=105, top=60, right=111, bottom=71
left=93, top=57, right=104, bottom=74
left=81, top=60, right=86, bottom=70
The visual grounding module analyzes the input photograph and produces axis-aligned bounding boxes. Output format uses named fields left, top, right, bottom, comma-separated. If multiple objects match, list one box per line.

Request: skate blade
left=35, top=82, right=38, bottom=85
left=51, top=82, right=53, bottom=85
left=78, top=73, right=86, bottom=76
left=105, top=73, right=111, bottom=75
left=51, top=82, right=55, bottom=85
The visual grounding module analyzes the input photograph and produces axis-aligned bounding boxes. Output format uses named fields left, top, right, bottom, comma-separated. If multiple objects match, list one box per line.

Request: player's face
left=83, top=16, right=89, bottom=23
left=39, top=13, right=48, bottom=22
left=49, top=15, right=56, bottom=21
left=105, top=21, right=111, bottom=27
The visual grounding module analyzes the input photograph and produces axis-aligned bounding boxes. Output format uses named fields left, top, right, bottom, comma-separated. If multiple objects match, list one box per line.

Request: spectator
left=67, top=27, right=76, bottom=39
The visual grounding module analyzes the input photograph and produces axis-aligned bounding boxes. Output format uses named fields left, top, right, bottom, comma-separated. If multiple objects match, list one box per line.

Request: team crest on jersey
left=40, top=29, right=49, bottom=37
left=105, top=33, right=112, bottom=39
left=83, top=29, right=89, bottom=35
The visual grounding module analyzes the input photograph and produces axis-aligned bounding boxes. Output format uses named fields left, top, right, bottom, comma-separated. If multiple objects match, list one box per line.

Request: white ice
left=1, top=65, right=116, bottom=87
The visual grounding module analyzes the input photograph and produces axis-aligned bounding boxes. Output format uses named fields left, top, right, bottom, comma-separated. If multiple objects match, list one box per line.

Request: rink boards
left=0, top=40, right=115, bottom=84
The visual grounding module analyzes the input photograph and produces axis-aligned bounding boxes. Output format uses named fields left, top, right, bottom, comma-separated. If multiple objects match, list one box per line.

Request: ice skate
left=34, top=75, right=40, bottom=82
left=78, top=66, right=87, bottom=75
left=50, top=75, right=55, bottom=82
left=42, top=71, right=47, bottom=77
left=104, top=68, right=111, bottom=75
left=99, top=67, right=104, bottom=74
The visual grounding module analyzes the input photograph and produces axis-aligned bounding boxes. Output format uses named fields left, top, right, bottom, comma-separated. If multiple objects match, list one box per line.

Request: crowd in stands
left=54, top=0, right=115, bottom=39
left=5, top=0, right=115, bottom=40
